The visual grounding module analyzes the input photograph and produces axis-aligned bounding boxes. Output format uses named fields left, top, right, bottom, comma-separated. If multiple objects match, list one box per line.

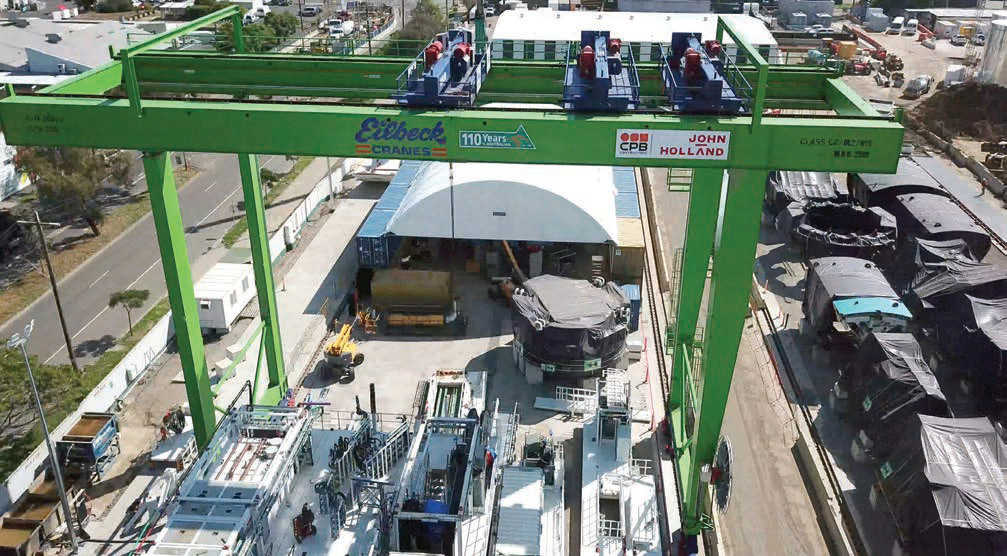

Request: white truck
left=244, top=5, right=270, bottom=23
left=887, top=16, right=904, bottom=34
left=902, top=18, right=918, bottom=35
left=326, top=18, right=355, bottom=36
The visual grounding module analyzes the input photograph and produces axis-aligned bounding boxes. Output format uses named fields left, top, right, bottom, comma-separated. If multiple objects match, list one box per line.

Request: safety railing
left=362, top=420, right=411, bottom=479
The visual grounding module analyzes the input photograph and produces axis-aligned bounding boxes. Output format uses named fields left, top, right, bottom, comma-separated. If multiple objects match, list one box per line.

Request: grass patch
left=0, top=296, right=171, bottom=481
left=221, top=156, right=315, bottom=248
left=0, top=166, right=199, bottom=326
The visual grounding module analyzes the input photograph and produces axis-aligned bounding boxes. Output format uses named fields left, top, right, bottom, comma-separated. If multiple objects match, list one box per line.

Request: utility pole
left=18, top=212, right=79, bottom=372
left=7, top=321, right=78, bottom=553
left=326, top=157, right=336, bottom=212
left=400, top=0, right=405, bottom=31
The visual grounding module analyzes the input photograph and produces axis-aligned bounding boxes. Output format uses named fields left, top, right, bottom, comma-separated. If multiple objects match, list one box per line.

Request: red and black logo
left=618, top=132, right=649, bottom=154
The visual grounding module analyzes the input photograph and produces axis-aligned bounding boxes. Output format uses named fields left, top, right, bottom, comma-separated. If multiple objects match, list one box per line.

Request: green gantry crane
left=0, top=6, right=903, bottom=536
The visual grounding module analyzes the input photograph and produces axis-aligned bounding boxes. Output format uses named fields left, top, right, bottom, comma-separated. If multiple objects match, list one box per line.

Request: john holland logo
left=354, top=117, right=447, bottom=158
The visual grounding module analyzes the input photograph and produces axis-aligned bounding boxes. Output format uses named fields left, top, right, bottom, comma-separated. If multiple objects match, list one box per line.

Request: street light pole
left=8, top=321, right=78, bottom=553
left=17, top=211, right=79, bottom=372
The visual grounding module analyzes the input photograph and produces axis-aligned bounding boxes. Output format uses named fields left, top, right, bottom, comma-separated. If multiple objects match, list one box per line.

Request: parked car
left=300, top=5, right=321, bottom=16
left=903, top=75, right=934, bottom=99
left=484, top=5, right=495, bottom=15
left=973, top=33, right=986, bottom=46
left=951, top=34, right=967, bottom=46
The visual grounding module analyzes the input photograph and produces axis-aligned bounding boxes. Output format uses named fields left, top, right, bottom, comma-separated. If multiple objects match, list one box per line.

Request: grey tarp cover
left=514, top=275, right=628, bottom=330
left=850, top=158, right=948, bottom=206
left=854, top=332, right=946, bottom=403
left=765, top=170, right=847, bottom=214
left=803, top=257, right=898, bottom=329
left=774, top=202, right=804, bottom=236
left=968, top=295, right=1007, bottom=352
left=909, top=260, right=1007, bottom=309
left=890, top=193, right=992, bottom=260
left=915, top=238, right=977, bottom=270
left=792, top=201, right=897, bottom=262
left=881, top=415, right=1007, bottom=553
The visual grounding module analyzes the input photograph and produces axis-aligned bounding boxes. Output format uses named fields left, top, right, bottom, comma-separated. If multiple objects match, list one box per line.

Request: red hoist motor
left=450, top=42, right=472, bottom=82
left=607, top=38, right=622, bottom=56
left=683, top=47, right=702, bottom=83
left=578, top=45, right=595, bottom=79
left=424, top=40, right=444, bottom=70
left=704, top=39, right=722, bottom=57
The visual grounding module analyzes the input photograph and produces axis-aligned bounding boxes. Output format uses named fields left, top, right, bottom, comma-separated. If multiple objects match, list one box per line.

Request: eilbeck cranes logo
left=616, top=129, right=731, bottom=160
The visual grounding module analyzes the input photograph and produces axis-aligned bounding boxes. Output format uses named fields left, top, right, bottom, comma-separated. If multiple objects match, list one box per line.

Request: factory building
left=490, top=10, right=779, bottom=61
left=357, top=162, right=644, bottom=285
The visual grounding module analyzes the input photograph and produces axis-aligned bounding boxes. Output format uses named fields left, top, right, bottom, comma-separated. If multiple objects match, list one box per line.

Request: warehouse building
left=356, top=161, right=644, bottom=284
left=490, top=10, right=778, bottom=61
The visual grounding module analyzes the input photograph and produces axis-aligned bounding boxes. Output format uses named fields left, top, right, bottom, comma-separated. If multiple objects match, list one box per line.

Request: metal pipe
left=8, top=322, right=78, bottom=552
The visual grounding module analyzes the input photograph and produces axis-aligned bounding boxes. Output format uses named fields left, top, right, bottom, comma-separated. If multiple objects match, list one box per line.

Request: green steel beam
left=823, top=77, right=881, bottom=117
left=670, top=167, right=721, bottom=412
left=115, top=5, right=241, bottom=57
left=681, top=168, right=768, bottom=534
left=39, top=61, right=122, bottom=95
left=236, top=153, right=287, bottom=404
left=142, top=152, right=216, bottom=449
left=0, top=96, right=904, bottom=173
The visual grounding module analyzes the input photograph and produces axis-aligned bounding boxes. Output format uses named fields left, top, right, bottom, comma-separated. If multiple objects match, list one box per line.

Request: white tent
left=386, top=162, right=619, bottom=244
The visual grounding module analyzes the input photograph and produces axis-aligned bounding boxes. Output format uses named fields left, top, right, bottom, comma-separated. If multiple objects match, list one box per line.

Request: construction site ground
left=76, top=168, right=669, bottom=556
left=646, top=168, right=832, bottom=555
left=840, top=22, right=962, bottom=109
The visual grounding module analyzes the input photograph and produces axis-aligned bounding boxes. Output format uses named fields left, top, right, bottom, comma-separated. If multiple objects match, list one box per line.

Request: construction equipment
left=161, top=406, right=185, bottom=438
left=56, top=413, right=121, bottom=485
left=293, top=503, right=318, bottom=542
left=662, top=32, right=748, bottom=114
left=982, top=139, right=1007, bottom=180
left=323, top=321, right=364, bottom=382
left=563, top=30, right=641, bottom=111
left=394, top=29, right=489, bottom=107
left=883, top=53, right=904, bottom=72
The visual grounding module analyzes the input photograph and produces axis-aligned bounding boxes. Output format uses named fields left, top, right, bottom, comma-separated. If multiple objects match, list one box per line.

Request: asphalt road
left=0, top=153, right=291, bottom=366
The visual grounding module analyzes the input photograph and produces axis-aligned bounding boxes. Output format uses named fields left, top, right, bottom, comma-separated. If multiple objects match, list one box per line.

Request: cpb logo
left=619, top=132, right=649, bottom=153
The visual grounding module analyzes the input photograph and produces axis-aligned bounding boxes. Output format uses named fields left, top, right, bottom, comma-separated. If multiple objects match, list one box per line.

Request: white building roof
left=491, top=10, right=777, bottom=46
left=193, top=262, right=252, bottom=299
left=387, top=162, right=619, bottom=244
left=0, top=19, right=153, bottom=72
left=906, top=8, right=1007, bottom=20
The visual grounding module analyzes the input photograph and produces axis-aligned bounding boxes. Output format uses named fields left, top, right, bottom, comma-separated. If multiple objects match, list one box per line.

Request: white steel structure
left=580, top=369, right=661, bottom=556
left=492, top=428, right=565, bottom=556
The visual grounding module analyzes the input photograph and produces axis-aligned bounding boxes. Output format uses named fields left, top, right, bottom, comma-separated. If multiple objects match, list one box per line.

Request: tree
left=108, top=151, right=137, bottom=190
left=109, top=289, right=150, bottom=336
left=184, top=0, right=230, bottom=20
left=78, top=0, right=97, bottom=11
left=0, top=346, right=62, bottom=439
left=399, top=0, right=448, bottom=42
left=15, top=147, right=106, bottom=236
left=215, top=22, right=279, bottom=53
left=264, top=12, right=298, bottom=38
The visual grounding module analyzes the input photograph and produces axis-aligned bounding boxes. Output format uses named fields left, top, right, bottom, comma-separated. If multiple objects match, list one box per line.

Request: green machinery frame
left=0, top=7, right=903, bottom=535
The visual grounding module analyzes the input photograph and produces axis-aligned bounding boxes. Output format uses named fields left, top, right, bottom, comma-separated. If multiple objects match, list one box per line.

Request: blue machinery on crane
left=563, top=30, right=641, bottom=111
left=395, top=29, right=491, bottom=107
left=397, top=28, right=747, bottom=113
left=663, top=32, right=750, bottom=114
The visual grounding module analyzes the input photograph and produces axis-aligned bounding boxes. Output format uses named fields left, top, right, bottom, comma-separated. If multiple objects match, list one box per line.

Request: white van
left=903, top=18, right=918, bottom=35
left=887, top=16, right=904, bottom=34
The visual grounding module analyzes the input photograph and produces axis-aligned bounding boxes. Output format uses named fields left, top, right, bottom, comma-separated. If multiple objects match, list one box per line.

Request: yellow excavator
left=323, top=319, right=365, bottom=382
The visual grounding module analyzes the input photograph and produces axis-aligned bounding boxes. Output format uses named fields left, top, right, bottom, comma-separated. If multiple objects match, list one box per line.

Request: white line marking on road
left=72, top=307, right=109, bottom=340
left=89, top=270, right=109, bottom=289
left=195, top=186, right=242, bottom=228
left=127, top=259, right=161, bottom=290
left=204, top=181, right=217, bottom=192
left=44, top=348, right=62, bottom=364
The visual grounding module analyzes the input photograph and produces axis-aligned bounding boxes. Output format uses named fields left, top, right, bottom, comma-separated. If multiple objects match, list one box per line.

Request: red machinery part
left=607, top=38, right=622, bottom=56
left=424, top=40, right=444, bottom=70
left=684, top=48, right=702, bottom=82
left=453, top=42, right=472, bottom=60
left=578, top=45, right=595, bottom=79
left=704, top=40, right=722, bottom=57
